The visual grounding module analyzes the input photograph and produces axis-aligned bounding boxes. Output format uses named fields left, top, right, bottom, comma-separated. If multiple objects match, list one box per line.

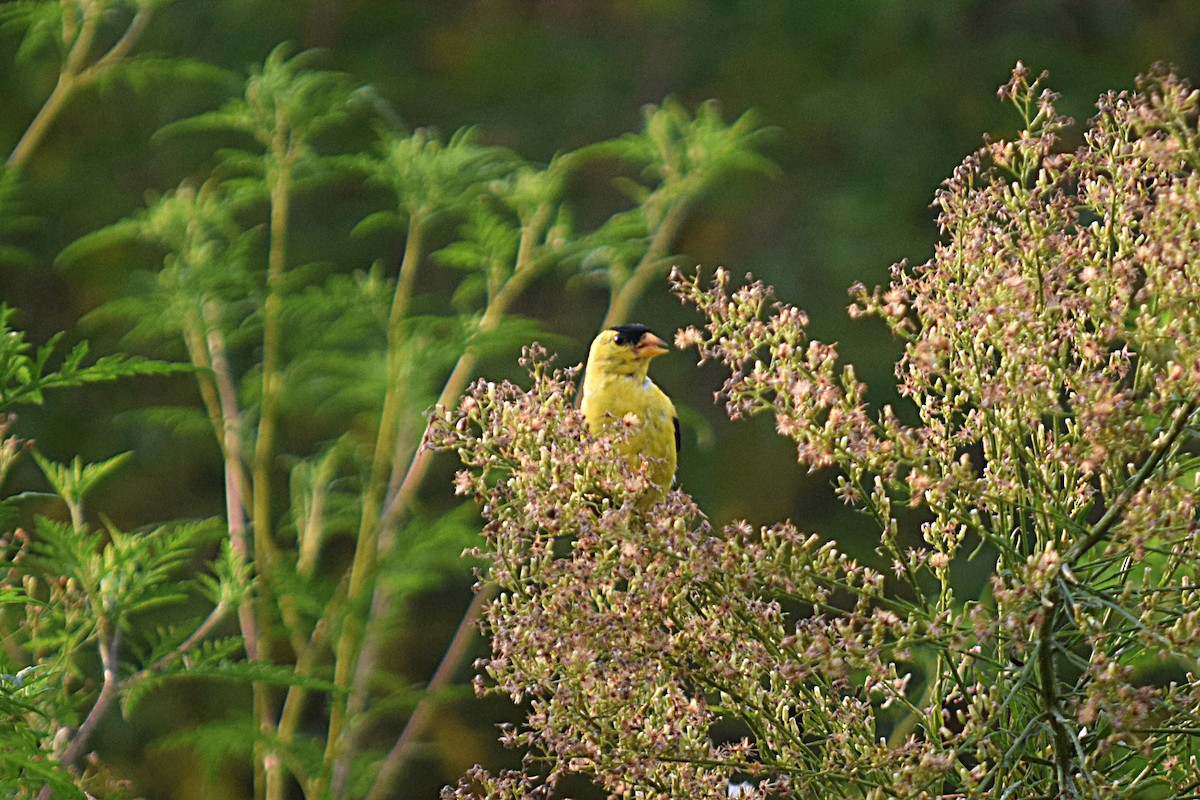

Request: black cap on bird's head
left=609, top=323, right=669, bottom=359
left=611, top=323, right=653, bottom=346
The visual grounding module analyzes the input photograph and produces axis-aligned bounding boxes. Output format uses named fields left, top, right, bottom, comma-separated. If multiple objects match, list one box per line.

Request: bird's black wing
left=673, top=415, right=680, bottom=455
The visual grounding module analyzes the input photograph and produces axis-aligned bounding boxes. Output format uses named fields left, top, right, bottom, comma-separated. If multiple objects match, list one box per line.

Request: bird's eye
left=613, top=332, right=630, bottom=346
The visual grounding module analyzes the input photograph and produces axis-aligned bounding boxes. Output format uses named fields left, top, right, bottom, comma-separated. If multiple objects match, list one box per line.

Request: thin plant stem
left=201, top=305, right=258, bottom=656
left=8, top=73, right=75, bottom=172
left=182, top=314, right=227, bottom=458
left=131, top=601, right=230, bottom=680
left=255, top=145, right=295, bottom=800
left=276, top=615, right=332, bottom=796
left=37, top=627, right=121, bottom=800
left=195, top=301, right=273, bottom=777
left=601, top=194, right=696, bottom=329
left=327, top=202, right=555, bottom=791
left=323, top=215, right=427, bottom=793
left=252, top=153, right=293, bottom=588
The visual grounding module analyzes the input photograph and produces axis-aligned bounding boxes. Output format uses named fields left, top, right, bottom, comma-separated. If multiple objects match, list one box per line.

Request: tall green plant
left=63, top=42, right=772, bottom=797
left=0, top=6, right=257, bottom=794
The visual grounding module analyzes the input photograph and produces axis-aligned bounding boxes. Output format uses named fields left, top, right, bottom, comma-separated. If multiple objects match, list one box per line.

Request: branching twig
left=1067, top=400, right=1197, bottom=562
left=8, top=1, right=156, bottom=171
left=37, top=628, right=121, bottom=800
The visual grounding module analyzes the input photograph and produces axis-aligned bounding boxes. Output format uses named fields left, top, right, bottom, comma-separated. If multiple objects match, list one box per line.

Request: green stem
left=8, top=73, right=74, bottom=172
left=183, top=301, right=267, bottom=794
left=1036, top=591, right=1075, bottom=798
left=277, top=615, right=332, bottom=798
left=323, top=216, right=427, bottom=794
left=255, top=148, right=293, bottom=800
left=80, top=3, right=151, bottom=77
left=211, top=352, right=272, bottom=800
left=201, top=303, right=257, bottom=651
left=252, top=155, right=292, bottom=583
left=363, top=583, right=498, bottom=800
left=332, top=203, right=556, bottom=792
left=129, top=601, right=229, bottom=680
left=375, top=255, right=541, bottom=539
left=601, top=192, right=695, bottom=328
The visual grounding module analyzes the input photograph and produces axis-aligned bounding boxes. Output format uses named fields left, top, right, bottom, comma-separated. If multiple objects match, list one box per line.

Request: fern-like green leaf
left=370, top=126, right=517, bottom=222
left=0, top=749, right=85, bottom=799
left=350, top=209, right=404, bottom=239
left=32, top=451, right=133, bottom=508
left=91, top=54, right=236, bottom=96
left=113, top=405, right=215, bottom=443
left=0, top=309, right=192, bottom=411
left=26, top=516, right=104, bottom=594
left=55, top=219, right=149, bottom=265
left=176, top=655, right=337, bottom=694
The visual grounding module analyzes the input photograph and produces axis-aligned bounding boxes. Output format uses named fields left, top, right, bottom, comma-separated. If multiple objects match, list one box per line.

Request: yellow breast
left=581, top=372, right=677, bottom=503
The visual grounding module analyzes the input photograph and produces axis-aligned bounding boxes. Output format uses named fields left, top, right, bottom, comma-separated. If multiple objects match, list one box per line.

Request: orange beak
left=634, top=332, right=669, bottom=359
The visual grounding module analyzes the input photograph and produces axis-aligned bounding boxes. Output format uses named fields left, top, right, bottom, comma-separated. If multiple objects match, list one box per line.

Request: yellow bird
left=581, top=323, right=679, bottom=504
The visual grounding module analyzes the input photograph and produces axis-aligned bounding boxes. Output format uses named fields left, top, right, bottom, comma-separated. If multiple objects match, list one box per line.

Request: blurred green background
left=3, top=1, right=1200, bottom=797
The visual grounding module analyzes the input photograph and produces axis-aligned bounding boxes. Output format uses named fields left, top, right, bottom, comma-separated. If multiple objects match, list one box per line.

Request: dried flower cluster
left=431, top=350, right=918, bottom=800
left=437, top=64, right=1200, bottom=799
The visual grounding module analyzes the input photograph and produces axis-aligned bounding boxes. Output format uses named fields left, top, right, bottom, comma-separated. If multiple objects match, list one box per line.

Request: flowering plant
left=437, top=64, right=1200, bottom=799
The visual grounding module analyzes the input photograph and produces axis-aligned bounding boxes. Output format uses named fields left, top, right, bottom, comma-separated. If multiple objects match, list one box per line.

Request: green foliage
left=119, top=637, right=243, bottom=718
left=1, top=2, right=775, bottom=794
left=0, top=1, right=65, bottom=65
left=0, top=170, right=37, bottom=267
left=359, top=127, right=518, bottom=225
left=90, top=54, right=232, bottom=95
left=158, top=44, right=356, bottom=187
left=0, top=306, right=191, bottom=411
left=31, top=450, right=132, bottom=520
left=0, top=446, right=239, bottom=797
left=64, top=181, right=258, bottom=354
left=609, top=98, right=777, bottom=223
left=380, top=504, right=483, bottom=598
left=4, top=1, right=1197, bottom=798
left=0, top=662, right=87, bottom=798
left=152, top=717, right=263, bottom=784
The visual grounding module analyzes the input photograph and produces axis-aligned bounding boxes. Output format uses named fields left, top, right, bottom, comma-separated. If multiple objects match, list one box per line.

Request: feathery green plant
left=2, top=0, right=180, bottom=172
left=1, top=0, right=773, bottom=791
left=0, top=316, right=220, bottom=799
left=52, top=44, right=773, bottom=799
